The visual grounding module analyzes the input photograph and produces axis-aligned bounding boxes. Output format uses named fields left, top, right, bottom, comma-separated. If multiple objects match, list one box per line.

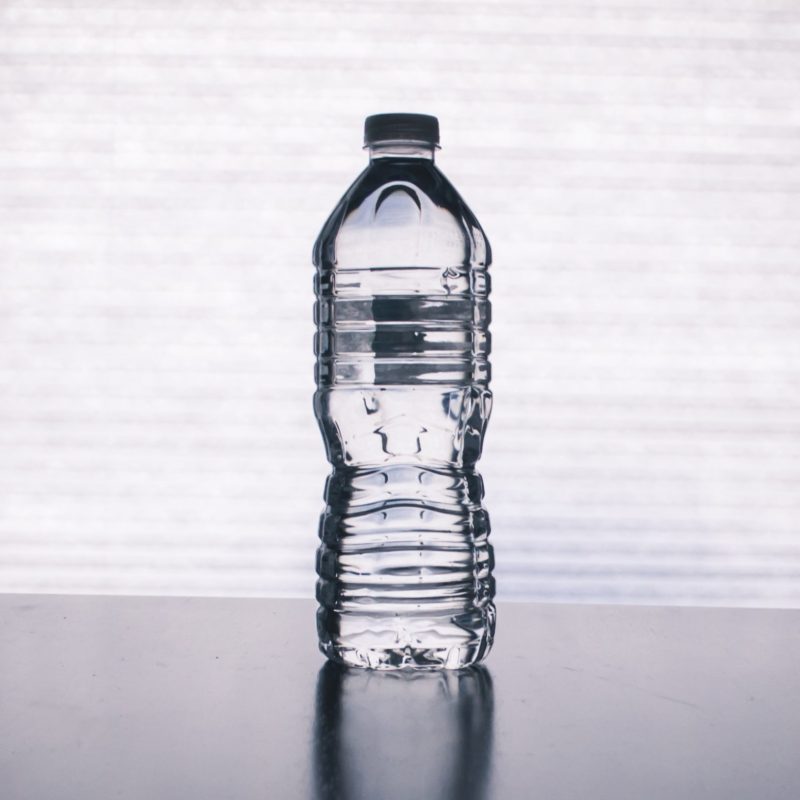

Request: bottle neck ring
left=367, top=141, right=436, bottom=162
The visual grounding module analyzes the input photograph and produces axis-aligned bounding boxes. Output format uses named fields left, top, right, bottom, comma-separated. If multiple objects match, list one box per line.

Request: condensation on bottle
left=313, top=113, right=495, bottom=669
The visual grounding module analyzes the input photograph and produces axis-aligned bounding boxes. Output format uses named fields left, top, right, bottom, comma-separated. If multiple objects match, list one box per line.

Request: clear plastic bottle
left=313, top=113, right=494, bottom=669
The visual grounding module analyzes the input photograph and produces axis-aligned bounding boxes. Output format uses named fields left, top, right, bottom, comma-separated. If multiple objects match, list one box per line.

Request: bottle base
left=317, top=604, right=496, bottom=671
left=319, top=641, right=492, bottom=671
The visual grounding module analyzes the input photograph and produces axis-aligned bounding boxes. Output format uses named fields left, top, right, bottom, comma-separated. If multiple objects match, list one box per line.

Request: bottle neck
left=368, top=141, right=436, bottom=162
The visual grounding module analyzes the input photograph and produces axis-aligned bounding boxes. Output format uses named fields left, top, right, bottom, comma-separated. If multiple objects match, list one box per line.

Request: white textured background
left=2, top=0, right=799, bottom=607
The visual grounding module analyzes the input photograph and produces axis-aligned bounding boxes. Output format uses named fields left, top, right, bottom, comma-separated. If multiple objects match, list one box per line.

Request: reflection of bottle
left=313, top=113, right=495, bottom=669
left=313, top=662, right=494, bottom=800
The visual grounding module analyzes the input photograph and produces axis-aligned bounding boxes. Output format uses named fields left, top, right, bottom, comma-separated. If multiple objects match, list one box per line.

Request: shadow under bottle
left=312, top=662, right=495, bottom=800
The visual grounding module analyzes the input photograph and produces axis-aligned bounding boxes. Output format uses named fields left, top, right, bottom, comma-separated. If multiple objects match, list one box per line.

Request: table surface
left=1, top=595, right=798, bottom=800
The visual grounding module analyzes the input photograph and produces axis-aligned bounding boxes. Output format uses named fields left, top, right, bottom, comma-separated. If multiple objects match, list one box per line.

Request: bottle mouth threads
left=364, top=113, right=440, bottom=148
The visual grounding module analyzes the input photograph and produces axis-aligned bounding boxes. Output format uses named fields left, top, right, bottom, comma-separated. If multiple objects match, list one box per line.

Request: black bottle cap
left=364, top=113, right=440, bottom=147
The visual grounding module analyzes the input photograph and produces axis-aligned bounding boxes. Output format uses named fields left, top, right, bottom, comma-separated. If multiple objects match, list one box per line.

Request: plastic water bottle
left=313, top=113, right=494, bottom=669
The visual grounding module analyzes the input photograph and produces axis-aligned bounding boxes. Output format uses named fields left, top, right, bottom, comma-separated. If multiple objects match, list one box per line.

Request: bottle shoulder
left=313, top=160, right=491, bottom=271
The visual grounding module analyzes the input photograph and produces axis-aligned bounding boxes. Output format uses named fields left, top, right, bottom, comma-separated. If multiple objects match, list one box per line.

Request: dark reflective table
left=1, top=595, right=798, bottom=799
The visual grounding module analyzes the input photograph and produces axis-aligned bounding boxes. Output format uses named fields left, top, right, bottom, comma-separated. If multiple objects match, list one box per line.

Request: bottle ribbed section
left=317, top=464, right=494, bottom=614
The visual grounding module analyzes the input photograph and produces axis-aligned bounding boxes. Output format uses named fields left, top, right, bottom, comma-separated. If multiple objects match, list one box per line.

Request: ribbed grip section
left=315, top=465, right=496, bottom=669
left=318, top=465, right=493, bottom=608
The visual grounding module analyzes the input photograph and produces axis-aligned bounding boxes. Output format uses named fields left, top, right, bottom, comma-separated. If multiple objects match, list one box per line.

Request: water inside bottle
left=313, top=116, right=495, bottom=669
